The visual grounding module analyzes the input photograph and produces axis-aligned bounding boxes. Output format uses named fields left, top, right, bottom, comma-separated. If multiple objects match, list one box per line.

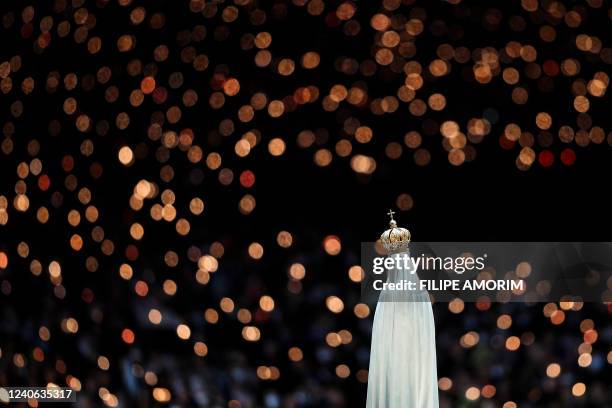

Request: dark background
left=0, top=0, right=611, bottom=407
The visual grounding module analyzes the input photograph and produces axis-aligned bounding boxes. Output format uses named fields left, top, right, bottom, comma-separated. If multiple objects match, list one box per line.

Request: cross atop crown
left=387, top=209, right=397, bottom=228
left=387, top=209, right=395, bottom=221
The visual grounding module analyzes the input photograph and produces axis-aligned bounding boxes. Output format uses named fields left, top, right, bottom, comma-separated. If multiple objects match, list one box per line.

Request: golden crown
left=380, top=209, right=411, bottom=253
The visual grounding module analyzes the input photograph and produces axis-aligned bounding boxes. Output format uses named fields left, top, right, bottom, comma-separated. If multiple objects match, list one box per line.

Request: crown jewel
left=380, top=209, right=411, bottom=252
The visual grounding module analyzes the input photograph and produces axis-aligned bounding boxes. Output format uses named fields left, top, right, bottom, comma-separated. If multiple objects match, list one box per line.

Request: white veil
left=366, top=248, right=439, bottom=408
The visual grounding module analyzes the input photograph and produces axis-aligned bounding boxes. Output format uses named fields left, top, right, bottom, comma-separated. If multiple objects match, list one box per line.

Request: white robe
left=366, top=250, right=439, bottom=408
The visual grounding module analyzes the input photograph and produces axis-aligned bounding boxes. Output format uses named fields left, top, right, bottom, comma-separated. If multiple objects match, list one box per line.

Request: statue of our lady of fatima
left=366, top=211, right=439, bottom=408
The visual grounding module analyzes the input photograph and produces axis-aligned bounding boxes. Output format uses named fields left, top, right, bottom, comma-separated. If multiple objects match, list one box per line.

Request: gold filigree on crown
left=380, top=209, right=411, bottom=253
